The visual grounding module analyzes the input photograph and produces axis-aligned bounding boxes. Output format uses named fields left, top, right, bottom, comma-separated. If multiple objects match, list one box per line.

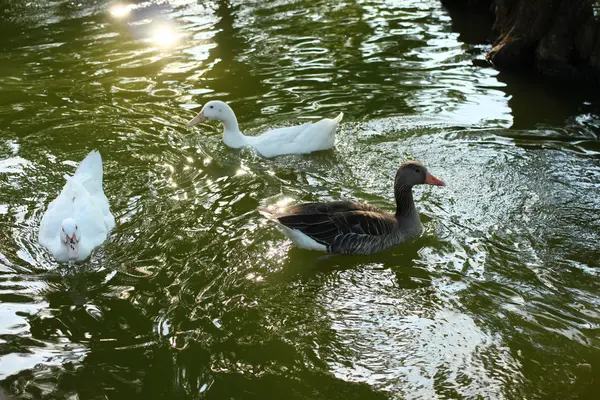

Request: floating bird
left=261, top=161, right=445, bottom=254
left=187, top=100, right=343, bottom=158
left=39, top=151, right=115, bottom=262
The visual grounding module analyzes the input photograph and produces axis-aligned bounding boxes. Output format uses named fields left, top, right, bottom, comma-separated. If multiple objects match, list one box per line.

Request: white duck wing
left=257, top=122, right=314, bottom=141
left=73, top=150, right=104, bottom=196
left=74, top=176, right=113, bottom=232
left=247, top=124, right=310, bottom=157
left=70, top=181, right=112, bottom=250
left=294, top=112, right=342, bottom=145
left=72, top=150, right=114, bottom=231
left=39, top=181, right=74, bottom=254
left=254, top=112, right=343, bottom=158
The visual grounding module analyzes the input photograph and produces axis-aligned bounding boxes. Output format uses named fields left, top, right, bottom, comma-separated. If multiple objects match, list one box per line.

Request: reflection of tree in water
left=496, top=71, right=600, bottom=132
left=2, top=253, right=389, bottom=399
left=244, top=0, right=395, bottom=118
left=197, top=0, right=432, bottom=119
left=197, top=0, right=461, bottom=120
left=202, top=0, right=264, bottom=112
left=444, top=3, right=600, bottom=132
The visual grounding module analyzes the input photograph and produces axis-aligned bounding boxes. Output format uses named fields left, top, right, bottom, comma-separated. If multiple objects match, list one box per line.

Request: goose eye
left=209, top=105, right=213, bottom=109
left=415, top=168, right=421, bottom=173
left=75, top=225, right=78, bottom=229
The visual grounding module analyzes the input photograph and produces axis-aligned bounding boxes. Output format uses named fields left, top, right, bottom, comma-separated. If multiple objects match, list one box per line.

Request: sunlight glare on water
left=109, top=4, right=134, bottom=19
left=0, top=0, right=599, bottom=399
left=150, top=23, right=181, bottom=48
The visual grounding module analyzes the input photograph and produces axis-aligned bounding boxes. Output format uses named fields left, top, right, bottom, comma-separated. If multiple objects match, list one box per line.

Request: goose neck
left=394, top=183, right=417, bottom=218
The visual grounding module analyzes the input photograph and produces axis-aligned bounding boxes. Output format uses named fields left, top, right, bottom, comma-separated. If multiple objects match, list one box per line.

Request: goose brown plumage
left=261, top=161, right=445, bottom=255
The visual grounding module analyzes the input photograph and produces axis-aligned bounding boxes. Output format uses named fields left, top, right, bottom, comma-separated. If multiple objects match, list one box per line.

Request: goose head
left=60, top=217, right=80, bottom=260
left=393, top=161, right=445, bottom=217
left=187, top=100, right=236, bottom=127
left=395, top=161, right=445, bottom=188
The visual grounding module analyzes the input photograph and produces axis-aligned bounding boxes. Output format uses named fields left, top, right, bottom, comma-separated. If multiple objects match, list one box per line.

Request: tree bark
left=442, top=0, right=600, bottom=84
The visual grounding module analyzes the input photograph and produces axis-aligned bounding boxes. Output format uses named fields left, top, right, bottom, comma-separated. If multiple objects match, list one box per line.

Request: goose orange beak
left=424, top=172, right=445, bottom=186
left=187, top=112, right=206, bottom=127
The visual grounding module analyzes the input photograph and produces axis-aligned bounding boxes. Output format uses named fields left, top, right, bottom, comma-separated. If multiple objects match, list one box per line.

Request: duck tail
left=73, top=150, right=104, bottom=196
left=333, top=112, right=344, bottom=124
left=75, top=150, right=103, bottom=182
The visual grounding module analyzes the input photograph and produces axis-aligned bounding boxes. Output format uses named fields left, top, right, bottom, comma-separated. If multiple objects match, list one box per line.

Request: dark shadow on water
left=272, top=236, right=434, bottom=291
left=497, top=70, right=600, bottom=132
left=445, top=2, right=600, bottom=134
left=201, top=0, right=265, bottom=112
left=443, top=3, right=495, bottom=46
left=0, top=266, right=158, bottom=398
left=1, top=254, right=391, bottom=400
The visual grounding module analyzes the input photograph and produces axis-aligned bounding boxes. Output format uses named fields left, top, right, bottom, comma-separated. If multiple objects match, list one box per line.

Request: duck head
left=60, top=217, right=80, bottom=260
left=395, top=161, right=445, bottom=188
left=187, top=100, right=236, bottom=127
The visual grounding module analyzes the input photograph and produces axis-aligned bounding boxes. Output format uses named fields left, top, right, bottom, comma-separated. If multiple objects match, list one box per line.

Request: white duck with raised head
left=187, top=100, right=343, bottom=158
left=39, top=150, right=115, bottom=262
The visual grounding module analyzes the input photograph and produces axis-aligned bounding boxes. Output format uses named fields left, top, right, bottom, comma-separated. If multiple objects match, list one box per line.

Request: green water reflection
left=0, top=0, right=599, bottom=399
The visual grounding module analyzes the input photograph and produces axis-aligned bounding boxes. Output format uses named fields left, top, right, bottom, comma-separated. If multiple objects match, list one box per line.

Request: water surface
left=0, top=0, right=599, bottom=399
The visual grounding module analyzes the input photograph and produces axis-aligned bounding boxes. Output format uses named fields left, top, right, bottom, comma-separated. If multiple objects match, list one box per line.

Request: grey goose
left=261, top=161, right=445, bottom=255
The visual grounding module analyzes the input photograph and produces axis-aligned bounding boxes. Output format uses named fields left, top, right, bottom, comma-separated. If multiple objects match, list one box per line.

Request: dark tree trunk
left=441, top=0, right=495, bottom=10
left=442, top=0, right=600, bottom=84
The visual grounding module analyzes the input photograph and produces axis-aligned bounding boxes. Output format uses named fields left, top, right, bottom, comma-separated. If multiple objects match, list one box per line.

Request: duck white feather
left=39, top=150, right=115, bottom=262
left=187, top=100, right=343, bottom=158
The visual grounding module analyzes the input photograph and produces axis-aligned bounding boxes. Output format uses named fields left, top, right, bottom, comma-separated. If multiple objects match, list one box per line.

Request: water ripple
left=0, top=0, right=599, bottom=398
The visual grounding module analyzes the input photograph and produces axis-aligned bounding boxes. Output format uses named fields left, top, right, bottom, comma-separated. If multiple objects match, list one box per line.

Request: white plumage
left=187, top=100, right=343, bottom=158
left=259, top=209, right=327, bottom=251
left=39, top=150, right=115, bottom=262
left=274, top=224, right=328, bottom=252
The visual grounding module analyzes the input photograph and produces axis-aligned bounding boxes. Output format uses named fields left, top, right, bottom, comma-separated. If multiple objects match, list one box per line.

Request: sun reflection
left=110, top=4, right=134, bottom=18
left=260, top=197, right=296, bottom=216
left=275, top=197, right=294, bottom=208
left=264, top=241, right=291, bottom=263
left=151, top=24, right=181, bottom=47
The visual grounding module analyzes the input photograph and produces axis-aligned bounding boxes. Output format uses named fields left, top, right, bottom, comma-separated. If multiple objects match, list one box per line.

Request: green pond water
left=1, top=0, right=599, bottom=399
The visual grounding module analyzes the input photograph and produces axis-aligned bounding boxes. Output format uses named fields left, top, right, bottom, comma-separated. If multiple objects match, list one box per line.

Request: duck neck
left=394, top=182, right=417, bottom=218
left=221, top=113, right=247, bottom=148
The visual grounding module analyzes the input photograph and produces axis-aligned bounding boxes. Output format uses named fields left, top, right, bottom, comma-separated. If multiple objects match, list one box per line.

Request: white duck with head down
left=39, top=150, right=115, bottom=262
left=187, top=100, right=343, bottom=158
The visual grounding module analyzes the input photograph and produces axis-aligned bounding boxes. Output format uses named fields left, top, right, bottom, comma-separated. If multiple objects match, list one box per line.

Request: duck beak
left=65, top=234, right=79, bottom=260
left=424, top=172, right=445, bottom=187
left=187, top=111, right=206, bottom=127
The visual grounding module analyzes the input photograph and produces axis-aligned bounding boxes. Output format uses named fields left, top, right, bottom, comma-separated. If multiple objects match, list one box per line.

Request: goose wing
left=273, top=202, right=397, bottom=251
